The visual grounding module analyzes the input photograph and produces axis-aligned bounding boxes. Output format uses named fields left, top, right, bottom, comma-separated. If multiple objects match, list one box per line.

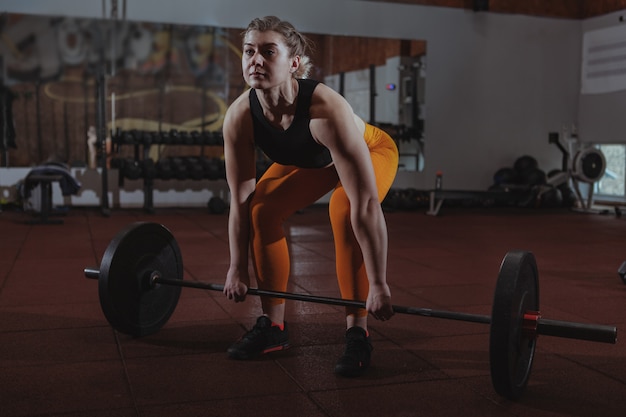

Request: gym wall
left=0, top=0, right=615, bottom=195
left=578, top=12, right=626, bottom=145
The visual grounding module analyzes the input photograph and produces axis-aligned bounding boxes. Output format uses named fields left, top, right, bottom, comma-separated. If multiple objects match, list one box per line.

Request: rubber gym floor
left=1, top=203, right=625, bottom=417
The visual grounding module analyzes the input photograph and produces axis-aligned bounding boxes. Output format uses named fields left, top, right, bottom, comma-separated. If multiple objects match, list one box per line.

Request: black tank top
left=249, top=79, right=332, bottom=168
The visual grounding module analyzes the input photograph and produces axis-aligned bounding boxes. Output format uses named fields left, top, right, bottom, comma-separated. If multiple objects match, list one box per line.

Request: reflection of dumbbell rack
left=110, top=129, right=225, bottom=213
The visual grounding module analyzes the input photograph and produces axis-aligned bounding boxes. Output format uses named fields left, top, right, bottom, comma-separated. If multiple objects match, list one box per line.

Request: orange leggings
left=249, top=124, right=398, bottom=317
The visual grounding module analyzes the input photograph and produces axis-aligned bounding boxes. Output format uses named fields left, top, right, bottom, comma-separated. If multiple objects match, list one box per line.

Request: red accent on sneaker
left=262, top=344, right=289, bottom=354
left=271, top=322, right=285, bottom=331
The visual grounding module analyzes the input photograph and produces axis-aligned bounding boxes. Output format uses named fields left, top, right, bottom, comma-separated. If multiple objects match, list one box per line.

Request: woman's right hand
left=223, top=268, right=249, bottom=302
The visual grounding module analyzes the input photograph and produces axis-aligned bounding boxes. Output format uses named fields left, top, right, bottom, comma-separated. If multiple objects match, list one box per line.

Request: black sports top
left=249, top=79, right=333, bottom=168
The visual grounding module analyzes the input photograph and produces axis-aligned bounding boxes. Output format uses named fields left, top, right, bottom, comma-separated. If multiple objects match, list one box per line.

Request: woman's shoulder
left=225, top=90, right=252, bottom=117
left=307, top=80, right=341, bottom=98
left=309, top=82, right=350, bottom=115
left=224, top=89, right=253, bottom=131
left=230, top=88, right=252, bottom=109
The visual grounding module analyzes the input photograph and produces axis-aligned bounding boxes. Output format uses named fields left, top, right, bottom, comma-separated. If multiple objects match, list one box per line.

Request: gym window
left=596, top=144, right=626, bottom=200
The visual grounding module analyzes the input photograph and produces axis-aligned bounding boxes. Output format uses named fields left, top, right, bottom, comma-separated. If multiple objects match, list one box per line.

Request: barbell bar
left=84, top=267, right=493, bottom=324
left=84, top=267, right=617, bottom=343
left=84, top=221, right=618, bottom=400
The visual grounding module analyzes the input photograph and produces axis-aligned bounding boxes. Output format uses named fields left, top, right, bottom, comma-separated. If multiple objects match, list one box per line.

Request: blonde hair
left=243, top=16, right=314, bottom=78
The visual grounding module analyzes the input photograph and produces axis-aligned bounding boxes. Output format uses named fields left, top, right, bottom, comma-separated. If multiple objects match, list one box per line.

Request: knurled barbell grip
left=154, top=277, right=492, bottom=323
left=396, top=306, right=491, bottom=324
left=537, top=318, right=617, bottom=344
left=154, top=277, right=365, bottom=308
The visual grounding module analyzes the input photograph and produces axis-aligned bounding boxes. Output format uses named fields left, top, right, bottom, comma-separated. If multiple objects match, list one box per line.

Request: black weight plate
left=489, top=250, right=539, bottom=400
left=98, top=222, right=183, bottom=337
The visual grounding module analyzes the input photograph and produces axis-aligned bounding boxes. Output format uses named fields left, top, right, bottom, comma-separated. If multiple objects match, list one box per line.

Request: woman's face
left=242, top=29, right=299, bottom=89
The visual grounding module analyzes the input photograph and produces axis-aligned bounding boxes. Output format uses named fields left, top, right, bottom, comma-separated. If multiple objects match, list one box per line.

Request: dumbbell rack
left=111, top=129, right=225, bottom=213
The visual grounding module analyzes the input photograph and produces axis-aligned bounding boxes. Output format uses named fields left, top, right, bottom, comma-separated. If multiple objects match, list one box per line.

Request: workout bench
left=25, top=174, right=64, bottom=225
left=427, top=189, right=521, bottom=216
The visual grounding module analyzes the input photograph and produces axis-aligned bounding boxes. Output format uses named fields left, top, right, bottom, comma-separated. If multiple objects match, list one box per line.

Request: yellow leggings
left=249, top=124, right=399, bottom=317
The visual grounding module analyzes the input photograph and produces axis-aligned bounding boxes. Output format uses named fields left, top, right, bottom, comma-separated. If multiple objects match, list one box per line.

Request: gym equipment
left=156, top=159, right=173, bottom=180
left=493, top=167, right=517, bottom=186
left=121, top=130, right=137, bottom=145
left=160, top=130, right=172, bottom=145
left=84, top=222, right=617, bottom=400
left=538, top=185, right=563, bottom=208
left=184, top=157, right=204, bottom=180
left=169, top=129, right=181, bottom=145
left=141, top=159, right=157, bottom=180
left=208, top=196, right=227, bottom=214
left=547, top=170, right=577, bottom=208
left=547, top=132, right=607, bottom=212
left=203, top=131, right=222, bottom=146
left=95, top=70, right=111, bottom=217
left=123, top=158, right=142, bottom=180
left=203, top=157, right=225, bottom=180
left=573, top=147, right=606, bottom=183
left=170, top=157, right=189, bottom=180
left=180, top=131, right=194, bottom=145
left=381, top=188, right=430, bottom=212
left=426, top=188, right=523, bottom=216
left=141, top=131, right=153, bottom=146
left=191, top=131, right=202, bottom=145
left=514, top=155, right=538, bottom=178
left=24, top=174, right=65, bottom=225
left=618, top=261, right=626, bottom=285
left=522, top=168, right=547, bottom=186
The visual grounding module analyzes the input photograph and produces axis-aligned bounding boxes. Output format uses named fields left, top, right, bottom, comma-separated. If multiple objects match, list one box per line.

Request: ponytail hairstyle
left=243, top=16, right=314, bottom=78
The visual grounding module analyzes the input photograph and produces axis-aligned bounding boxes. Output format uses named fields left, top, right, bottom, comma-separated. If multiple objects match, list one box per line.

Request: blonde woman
left=222, top=16, right=398, bottom=376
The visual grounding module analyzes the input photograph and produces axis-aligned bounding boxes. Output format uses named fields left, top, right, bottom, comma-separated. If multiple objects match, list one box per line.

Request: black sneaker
left=227, top=316, right=290, bottom=360
left=334, top=327, right=373, bottom=377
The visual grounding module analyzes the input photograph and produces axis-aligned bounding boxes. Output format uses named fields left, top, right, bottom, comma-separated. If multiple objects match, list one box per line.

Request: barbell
left=84, top=222, right=617, bottom=400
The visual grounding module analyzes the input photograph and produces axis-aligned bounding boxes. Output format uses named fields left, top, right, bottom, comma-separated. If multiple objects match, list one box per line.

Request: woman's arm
left=222, top=92, right=257, bottom=302
left=310, top=84, right=394, bottom=320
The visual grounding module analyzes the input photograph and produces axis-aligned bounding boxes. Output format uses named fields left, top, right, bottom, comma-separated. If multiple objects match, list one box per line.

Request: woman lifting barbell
left=221, top=16, right=399, bottom=376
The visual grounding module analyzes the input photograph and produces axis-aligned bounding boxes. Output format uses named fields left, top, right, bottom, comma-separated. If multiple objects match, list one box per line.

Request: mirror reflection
left=0, top=14, right=425, bottom=171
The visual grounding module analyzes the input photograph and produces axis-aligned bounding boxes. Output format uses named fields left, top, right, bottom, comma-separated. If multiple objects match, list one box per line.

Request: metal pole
left=537, top=318, right=617, bottom=344
left=82, top=268, right=617, bottom=345
left=96, top=69, right=110, bottom=216
left=369, top=64, right=376, bottom=124
left=154, top=277, right=493, bottom=324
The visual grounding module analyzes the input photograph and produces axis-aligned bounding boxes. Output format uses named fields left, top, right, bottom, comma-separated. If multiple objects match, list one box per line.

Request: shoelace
left=242, top=324, right=266, bottom=341
left=345, top=337, right=368, bottom=356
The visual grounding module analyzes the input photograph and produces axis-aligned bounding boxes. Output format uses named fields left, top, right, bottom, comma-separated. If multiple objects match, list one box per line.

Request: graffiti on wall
left=0, top=13, right=244, bottom=166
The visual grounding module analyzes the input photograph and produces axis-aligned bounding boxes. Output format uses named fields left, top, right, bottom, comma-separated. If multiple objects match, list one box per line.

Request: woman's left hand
left=366, top=283, right=394, bottom=321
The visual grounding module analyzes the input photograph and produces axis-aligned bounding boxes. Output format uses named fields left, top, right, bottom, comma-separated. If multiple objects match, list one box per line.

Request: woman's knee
left=329, top=189, right=350, bottom=223
left=250, top=194, right=282, bottom=227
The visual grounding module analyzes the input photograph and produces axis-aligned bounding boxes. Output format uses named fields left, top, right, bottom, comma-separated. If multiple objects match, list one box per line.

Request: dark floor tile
left=1, top=361, right=133, bottom=417
left=125, top=353, right=302, bottom=406
left=506, top=363, right=626, bottom=417
left=398, top=333, right=492, bottom=380
left=310, top=379, right=509, bottom=417
left=139, top=392, right=327, bottom=417
left=276, top=341, right=445, bottom=392
left=0, top=327, right=119, bottom=367
left=0, top=301, right=106, bottom=332
left=1, top=258, right=98, bottom=306
left=17, top=231, right=95, bottom=261
left=168, top=290, right=232, bottom=324
left=117, top=320, right=246, bottom=359
left=183, top=262, right=230, bottom=285
left=47, top=409, right=138, bottom=417
left=2, top=206, right=626, bottom=417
